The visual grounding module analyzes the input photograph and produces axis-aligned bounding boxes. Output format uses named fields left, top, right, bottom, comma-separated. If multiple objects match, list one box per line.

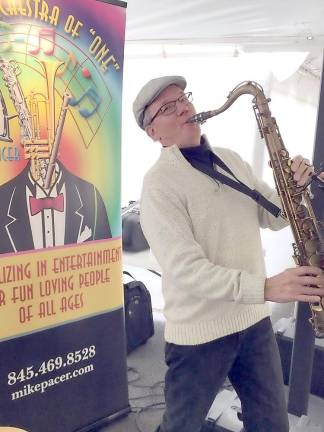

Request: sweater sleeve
left=140, top=176, right=266, bottom=305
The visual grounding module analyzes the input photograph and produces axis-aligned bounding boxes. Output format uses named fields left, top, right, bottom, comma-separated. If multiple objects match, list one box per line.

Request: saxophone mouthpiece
left=186, top=113, right=204, bottom=124
left=186, top=111, right=215, bottom=124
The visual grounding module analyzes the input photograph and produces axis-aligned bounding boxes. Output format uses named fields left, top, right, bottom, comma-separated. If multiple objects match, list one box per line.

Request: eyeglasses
left=148, top=92, right=193, bottom=125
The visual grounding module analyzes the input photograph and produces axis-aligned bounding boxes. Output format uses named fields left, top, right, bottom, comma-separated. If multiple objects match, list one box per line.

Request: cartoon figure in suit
left=0, top=58, right=112, bottom=253
left=0, top=160, right=111, bottom=253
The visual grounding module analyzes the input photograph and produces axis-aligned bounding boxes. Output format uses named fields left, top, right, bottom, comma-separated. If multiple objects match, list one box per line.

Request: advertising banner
left=0, top=0, right=129, bottom=431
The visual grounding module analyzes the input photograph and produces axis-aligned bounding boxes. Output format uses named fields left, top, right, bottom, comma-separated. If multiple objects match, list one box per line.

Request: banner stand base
left=75, top=406, right=131, bottom=432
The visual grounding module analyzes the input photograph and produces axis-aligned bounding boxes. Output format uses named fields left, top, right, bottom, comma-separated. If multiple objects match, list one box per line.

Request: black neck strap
left=189, top=152, right=282, bottom=218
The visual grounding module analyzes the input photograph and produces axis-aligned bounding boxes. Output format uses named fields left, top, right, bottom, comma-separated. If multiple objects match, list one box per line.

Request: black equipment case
left=122, top=201, right=149, bottom=252
left=123, top=271, right=154, bottom=353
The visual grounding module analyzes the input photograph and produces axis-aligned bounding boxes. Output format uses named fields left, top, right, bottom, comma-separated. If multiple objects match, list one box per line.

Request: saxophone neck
left=187, top=81, right=268, bottom=124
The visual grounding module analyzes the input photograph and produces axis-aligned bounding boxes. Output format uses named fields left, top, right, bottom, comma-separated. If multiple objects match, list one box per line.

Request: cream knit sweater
left=140, top=142, right=288, bottom=345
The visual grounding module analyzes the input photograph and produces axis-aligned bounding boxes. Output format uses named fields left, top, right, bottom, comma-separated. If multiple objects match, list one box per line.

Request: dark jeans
left=155, top=317, right=289, bottom=432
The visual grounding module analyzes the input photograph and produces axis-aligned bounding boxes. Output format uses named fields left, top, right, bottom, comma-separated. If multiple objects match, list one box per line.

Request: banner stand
left=0, top=1, right=129, bottom=431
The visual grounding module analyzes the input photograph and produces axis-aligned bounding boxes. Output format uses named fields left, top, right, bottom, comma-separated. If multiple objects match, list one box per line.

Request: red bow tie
left=29, top=194, right=64, bottom=216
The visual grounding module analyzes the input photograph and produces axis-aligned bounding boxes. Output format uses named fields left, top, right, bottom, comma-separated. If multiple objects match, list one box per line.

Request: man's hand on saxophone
left=265, top=266, right=324, bottom=303
left=290, top=154, right=324, bottom=186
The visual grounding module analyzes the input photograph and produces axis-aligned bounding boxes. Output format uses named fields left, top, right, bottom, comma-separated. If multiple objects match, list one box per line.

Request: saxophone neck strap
left=190, top=152, right=282, bottom=218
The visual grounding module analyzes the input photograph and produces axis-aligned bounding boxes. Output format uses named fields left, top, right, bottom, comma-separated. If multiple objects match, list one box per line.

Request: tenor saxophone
left=188, top=81, right=324, bottom=338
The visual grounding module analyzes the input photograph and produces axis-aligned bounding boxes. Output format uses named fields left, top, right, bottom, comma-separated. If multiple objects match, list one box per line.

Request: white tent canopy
left=126, top=0, right=324, bottom=65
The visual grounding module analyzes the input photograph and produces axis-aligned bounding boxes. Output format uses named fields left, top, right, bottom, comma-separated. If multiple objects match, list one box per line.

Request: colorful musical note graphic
left=57, top=51, right=78, bottom=77
left=29, top=28, right=56, bottom=56
left=57, top=51, right=92, bottom=82
left=69, top=87, right=101, bottom=118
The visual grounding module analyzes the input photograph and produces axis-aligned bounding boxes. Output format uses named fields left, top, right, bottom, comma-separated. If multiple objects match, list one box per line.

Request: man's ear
left=145, top=124, right=158, bottom=141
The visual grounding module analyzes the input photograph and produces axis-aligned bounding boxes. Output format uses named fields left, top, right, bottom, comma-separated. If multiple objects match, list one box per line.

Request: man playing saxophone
left=132, top=75, right=324, bottom=432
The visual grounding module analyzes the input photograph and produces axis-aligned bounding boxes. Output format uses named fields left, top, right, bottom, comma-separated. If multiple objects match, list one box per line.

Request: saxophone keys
left=296, top=204, right=308, bottom=218
left=301, top=217, right=315, bottom=231
left=293, top=255, right=302, bottom=265
left=308, top=253, right=322, bottom=267
left=310, top=304, right=323, bottom=313
left=304, top=239, right=320, bottom=254
left=280, top=149, right=289, bottom=157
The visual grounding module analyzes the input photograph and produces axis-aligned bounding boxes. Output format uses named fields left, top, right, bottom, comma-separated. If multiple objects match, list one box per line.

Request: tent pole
left=287, top=50, right=324, bottom=416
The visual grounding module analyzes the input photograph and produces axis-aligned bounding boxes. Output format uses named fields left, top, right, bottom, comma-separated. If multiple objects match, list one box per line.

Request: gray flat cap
left=133, top=75, right=187, bottom=129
